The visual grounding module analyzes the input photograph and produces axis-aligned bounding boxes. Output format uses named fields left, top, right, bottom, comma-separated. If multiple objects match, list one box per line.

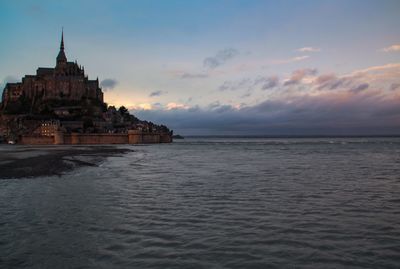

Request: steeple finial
left=60, top=27, right=64, bottom=50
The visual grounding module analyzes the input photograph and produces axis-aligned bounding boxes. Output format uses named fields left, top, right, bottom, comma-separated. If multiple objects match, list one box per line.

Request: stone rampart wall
left=64, top=133, right=128, bottom=144
left=19, top=132, right=172, bottom=145
left=20, top=135, right=54, bottom=145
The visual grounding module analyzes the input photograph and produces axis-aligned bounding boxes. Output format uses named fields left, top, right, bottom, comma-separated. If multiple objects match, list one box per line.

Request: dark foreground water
left=1, top=137, right=400, bottom=268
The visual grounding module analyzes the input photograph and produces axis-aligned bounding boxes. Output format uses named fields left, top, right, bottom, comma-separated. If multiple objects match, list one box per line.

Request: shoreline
left=0, top=145, right=133, bottom=179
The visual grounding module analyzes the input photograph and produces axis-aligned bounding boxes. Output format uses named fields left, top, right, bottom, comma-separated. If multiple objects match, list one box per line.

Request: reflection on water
left=1, top=137, right=400, bottom=268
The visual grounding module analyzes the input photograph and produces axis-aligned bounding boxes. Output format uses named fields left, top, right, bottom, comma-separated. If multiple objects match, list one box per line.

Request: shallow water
left=1, top=137, right=400, bottom=268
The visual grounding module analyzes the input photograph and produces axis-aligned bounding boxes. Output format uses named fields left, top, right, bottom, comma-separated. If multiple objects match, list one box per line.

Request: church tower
left=56, top=29, right=67, bottom=67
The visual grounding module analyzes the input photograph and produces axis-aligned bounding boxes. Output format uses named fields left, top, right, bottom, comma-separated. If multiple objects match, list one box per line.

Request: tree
left=118, top=106, right=128, bottom=116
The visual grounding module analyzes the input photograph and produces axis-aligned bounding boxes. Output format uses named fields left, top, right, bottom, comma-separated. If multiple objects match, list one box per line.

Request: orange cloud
left=382, top=45, right=400, bottom=52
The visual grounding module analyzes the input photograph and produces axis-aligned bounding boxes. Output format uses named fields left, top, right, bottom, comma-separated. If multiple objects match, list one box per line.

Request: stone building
left=1, top=30, right=103, bottom=109
left=37, top=120, right=61, bottom=136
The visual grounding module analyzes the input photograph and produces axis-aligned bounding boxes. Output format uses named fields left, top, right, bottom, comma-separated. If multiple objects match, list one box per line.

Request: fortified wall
left=20, top=130, right=172, bottom=145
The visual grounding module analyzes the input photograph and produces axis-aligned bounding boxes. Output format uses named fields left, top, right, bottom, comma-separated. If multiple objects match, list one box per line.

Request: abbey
left=1, top=30, right=103, bottom=109
left=0, top=31, right=172, bottom=145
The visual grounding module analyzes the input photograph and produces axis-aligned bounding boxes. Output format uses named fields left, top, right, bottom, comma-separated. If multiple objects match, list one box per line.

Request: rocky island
left=0, top=31, right=172, bottom=145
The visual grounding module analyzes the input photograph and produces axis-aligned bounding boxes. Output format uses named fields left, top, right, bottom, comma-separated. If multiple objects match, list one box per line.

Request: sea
left=1, top=137, right=400, bottom=268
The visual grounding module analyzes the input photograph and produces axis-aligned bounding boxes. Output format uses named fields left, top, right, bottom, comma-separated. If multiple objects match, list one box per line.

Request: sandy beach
left=0, top=145, right=133, bottom=179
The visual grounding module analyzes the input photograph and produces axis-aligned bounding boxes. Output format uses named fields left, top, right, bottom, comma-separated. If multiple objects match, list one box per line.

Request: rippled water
left=1, top=137, right=400, bottom=268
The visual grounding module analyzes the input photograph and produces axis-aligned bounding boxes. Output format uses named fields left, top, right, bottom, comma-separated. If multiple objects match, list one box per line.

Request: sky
left=1, top=0, right=400, bottom=135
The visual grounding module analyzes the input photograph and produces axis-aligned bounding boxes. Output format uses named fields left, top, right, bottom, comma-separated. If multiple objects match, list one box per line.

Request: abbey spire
left=56, top=28, right=67, bottom=66
left=60, top=28, right=64, bottom=50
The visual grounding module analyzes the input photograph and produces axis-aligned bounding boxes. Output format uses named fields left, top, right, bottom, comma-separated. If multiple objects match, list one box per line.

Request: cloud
left=152, top=102, right=163, bottom=109
left=218, top=81, right=230, bottom=91
left=218, top=78, right=252, bottom=91
left=351, top=63, right=400, bottom=74
left=218, top=76, right=280, bottom=92
left=390, top=83, right=400, bottom=91
left=100, top=78, right=118, bottom=91
left=166, top=102, right=187, bottom=110
left=314, top=74, right=347, bottom=90
left=382, top=44, right=400, bottom=52
left=313, top=63, right=400, bottom=92
left=203, top=48, right=239, bottom=69
left=128, top=103, right=153, bottom=110
left=284, top=68, right=318, bottom=86
left=241, top=92, right=252, bottom=98
left=350, top=83, right=369, bottom=93
left=149, top=90, right=167, bottom=97
left=315, top=73, right=336, bottom=85
left=208, top=101, right=221, bottom=109
left=296, top=47, right=321, bottom=53
left=271, top=55, right=310, bottom=65
left=180, top=72, right=209, bottom=79
left=255, top=76, right=279, bottom=90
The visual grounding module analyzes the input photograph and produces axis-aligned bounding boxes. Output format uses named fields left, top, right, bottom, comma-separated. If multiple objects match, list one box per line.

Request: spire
left=60, top=27, right=64, bottom=51
left=56, top=28, right=67, bottom=65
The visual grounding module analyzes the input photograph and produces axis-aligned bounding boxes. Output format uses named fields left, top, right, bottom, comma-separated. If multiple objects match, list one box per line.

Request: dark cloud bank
left=131, top=93, right=400, bottom=136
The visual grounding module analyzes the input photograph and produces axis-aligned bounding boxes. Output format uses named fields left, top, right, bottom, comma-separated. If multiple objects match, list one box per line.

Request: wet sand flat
left=0, top=145, right=133, bottom=179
